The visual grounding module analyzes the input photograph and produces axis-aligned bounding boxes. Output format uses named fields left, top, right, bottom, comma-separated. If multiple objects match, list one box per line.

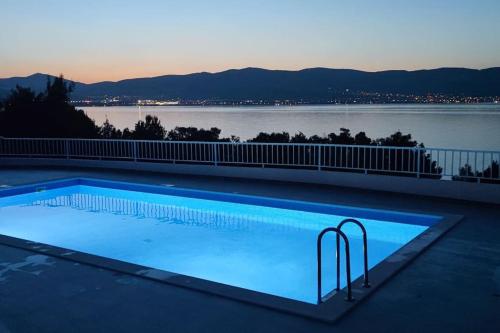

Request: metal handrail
left=1, top=137, right=499, bottom=181
left=336, top=219, right=370, bottom=289
left=2, top=137, right=498, bottom=153
left=317, top=227, right=353, bottom=304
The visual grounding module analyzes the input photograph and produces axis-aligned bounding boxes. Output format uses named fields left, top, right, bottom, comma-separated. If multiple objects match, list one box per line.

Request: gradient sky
left=1, top=0, right=499, bottom=83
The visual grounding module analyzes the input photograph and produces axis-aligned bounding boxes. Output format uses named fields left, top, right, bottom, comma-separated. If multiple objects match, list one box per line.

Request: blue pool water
left=0, top=180, right=437, bottom=304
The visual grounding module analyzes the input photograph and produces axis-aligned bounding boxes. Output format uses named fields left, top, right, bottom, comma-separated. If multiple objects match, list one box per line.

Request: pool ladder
left=317, top=218, right=370, bottom=304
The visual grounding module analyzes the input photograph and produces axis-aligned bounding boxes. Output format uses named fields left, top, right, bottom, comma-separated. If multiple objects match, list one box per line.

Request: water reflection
left=29, top=193, right=322, bottom=232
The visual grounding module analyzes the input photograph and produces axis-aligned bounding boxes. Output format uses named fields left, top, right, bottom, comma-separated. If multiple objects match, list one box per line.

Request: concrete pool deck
left=0, top=166, right=499, bottom=333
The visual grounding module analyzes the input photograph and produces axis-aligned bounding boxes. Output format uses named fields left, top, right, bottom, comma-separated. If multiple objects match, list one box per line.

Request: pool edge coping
left=0, top=177, right=463, bottom=323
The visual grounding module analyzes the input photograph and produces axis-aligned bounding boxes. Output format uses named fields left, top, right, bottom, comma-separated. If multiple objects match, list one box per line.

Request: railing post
left=317, top=145, right=322, bottom=171
left=213, top=143, right=218, bottom=166
left=133, top=141, right=138, bottom=162
left=416, top=147, right=421, bottom=178
left=261, top=144, right=265, bottom=168
left=64, top=140, right=70, bottom=159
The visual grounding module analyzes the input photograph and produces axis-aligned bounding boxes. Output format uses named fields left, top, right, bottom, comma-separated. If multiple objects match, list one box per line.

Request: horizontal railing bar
left=1, top=137, right=499, bottom=154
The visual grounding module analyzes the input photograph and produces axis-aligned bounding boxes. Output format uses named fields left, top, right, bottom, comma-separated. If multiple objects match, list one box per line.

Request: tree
left=373, top=131, right=441, bottom=177
left=376, top=131, right=417, bottom=147
left=44, top=76, right=74, bottom=104
left=453, top=164, right=476, bottom=182
left=167, top=126, right=222, bottom=142
left=480, top=161, right=499, bottom=179
left=290, top=132, right=308, bottom=143
left=248, top=132, right=290, bottom=143
left=98, top=119, right=123, bottom=139
left=354, top=131, right=371, bottom=145
left=329, top=128, right=355, bottom=145
left=122, top=128, right=133, bottom=139
left=454, top=161, right=499, bottom=183
left=307, top=134, right=330, bottom=144
left=132, top=115, right=166, bottom=140
left=227, top=135, right=240, bottom=143
left=0, top=76, right=99, bottom=138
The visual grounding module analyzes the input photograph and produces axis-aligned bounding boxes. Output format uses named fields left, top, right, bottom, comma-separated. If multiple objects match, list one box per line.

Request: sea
left=82, top=104, right=500, bottom=151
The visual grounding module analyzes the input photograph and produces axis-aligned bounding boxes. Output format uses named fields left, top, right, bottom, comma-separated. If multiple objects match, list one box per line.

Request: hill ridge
left=1, top=67, right=499, bottom=101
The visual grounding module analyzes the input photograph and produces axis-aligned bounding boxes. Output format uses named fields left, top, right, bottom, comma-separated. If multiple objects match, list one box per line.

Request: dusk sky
left=1, top=0, right=499, bottom=83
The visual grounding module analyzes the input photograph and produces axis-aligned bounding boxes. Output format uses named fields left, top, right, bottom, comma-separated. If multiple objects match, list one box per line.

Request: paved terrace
left=0, top=166, right=499, bottom=333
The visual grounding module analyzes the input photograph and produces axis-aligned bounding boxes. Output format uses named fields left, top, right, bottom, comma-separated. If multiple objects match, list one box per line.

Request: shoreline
left=75, top=102, right=500, bottom=108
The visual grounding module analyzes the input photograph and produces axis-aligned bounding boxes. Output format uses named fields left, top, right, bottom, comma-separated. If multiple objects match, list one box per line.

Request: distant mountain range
left=1, top=67, right=500, bottom=102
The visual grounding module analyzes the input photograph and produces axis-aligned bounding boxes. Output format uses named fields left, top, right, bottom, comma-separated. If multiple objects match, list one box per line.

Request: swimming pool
left=0, top=178, right=454, bottom=320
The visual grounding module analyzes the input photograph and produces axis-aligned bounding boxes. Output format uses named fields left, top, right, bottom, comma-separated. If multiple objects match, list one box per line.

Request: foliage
left=248, top=132, right=290, bottom=143
left=98, top=119, right=123, bottom=139
left=244, top=129, right=441, bottom=177
left=375, top=131, right=418, bottom=147
left=250, top=128, right=399, bottom=146
left=0, top=76, right=98, bottom=138
left=132, top=115, right=166, bottom=140
left=481, top=161, right=499, bottom=179
left=96, top=119, right=238, bottom=142
left=453, top=161, right=499, bottom=183
left=167, top=127, right=222, bottom=142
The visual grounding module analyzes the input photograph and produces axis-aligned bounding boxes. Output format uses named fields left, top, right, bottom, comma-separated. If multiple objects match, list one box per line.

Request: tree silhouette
left=0, top=76, right=98, bottom=138
left=454, top=161, right=499, bottom=183
left=167, top=127, right=223, bottom=142
left=354, top=132, right=371, bottom=145
left=132, top=115, right=166, bottom=140
left=480, top=161, right=499, bottom=180
left=329, top=128, right=355, bottom=144
left=375, top=131, right=417, bottom=147
left=248, top=132, right=290, bottom=143
left=290, top=132, right=308, bottom=143
left=98, top=119, right=123, bottom=139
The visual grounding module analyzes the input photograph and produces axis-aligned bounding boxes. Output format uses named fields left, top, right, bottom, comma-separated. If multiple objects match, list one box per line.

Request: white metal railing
left=0, top=137, right=498, bottom=183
